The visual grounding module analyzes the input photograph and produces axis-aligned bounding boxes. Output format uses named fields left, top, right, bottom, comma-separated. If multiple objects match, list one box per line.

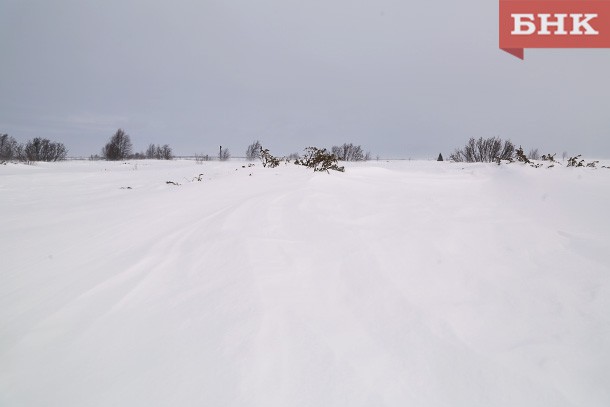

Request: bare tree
left=102, top=129, right=132, bottom=160
left=0, top=134, right=21, bottom=161
left=146, top=143, right=156, bottom=159
left=219, top=146, right=230, bottom=161
left=52, top=141, right=68, bottom=161
left=144, top=143, right=173, bottom=160
left=528, top=148, right=540, bottom=160
left=0, top=134, right=10, bottom=160
left=331, top=143, right=367, bottom=161
left=246, top=140, right=262, bottom=160
left=24, top=138, right=43, bottom=161
left=159, top=144, right=173, bottom=160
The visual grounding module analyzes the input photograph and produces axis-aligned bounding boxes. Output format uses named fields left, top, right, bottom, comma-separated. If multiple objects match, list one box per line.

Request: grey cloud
left=1, top=0, right=609, bottom=158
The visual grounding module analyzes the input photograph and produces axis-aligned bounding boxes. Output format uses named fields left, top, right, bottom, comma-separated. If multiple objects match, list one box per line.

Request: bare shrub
left=24, top=138, right=68, bottom=161
left=194, top=153, right=211, bottom=163
left=246, top=140, right=262, bottom=160
left=450, top=137, right=515, bottom=163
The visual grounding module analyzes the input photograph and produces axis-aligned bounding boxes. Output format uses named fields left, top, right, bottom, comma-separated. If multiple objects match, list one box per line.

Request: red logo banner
left=499, top=0, right=610, bottom=59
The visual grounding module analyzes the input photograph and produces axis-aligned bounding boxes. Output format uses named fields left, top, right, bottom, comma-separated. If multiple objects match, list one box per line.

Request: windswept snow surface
left=1, top=159, right=610, bottom=406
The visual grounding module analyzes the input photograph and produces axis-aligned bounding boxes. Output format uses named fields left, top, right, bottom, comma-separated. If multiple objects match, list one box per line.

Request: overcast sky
left=1, top=0, right=609, bottom=158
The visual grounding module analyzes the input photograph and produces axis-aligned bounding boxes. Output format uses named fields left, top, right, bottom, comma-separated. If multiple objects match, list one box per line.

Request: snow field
left=1, top=159, right=609, bottom=406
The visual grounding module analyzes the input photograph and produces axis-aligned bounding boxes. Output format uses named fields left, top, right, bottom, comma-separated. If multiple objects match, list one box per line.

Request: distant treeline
left=1, top=134, right=67, bottom=162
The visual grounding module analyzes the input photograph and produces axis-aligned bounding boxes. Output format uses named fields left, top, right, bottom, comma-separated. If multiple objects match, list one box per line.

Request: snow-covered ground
left=1, top=159, right=609, bottom=406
